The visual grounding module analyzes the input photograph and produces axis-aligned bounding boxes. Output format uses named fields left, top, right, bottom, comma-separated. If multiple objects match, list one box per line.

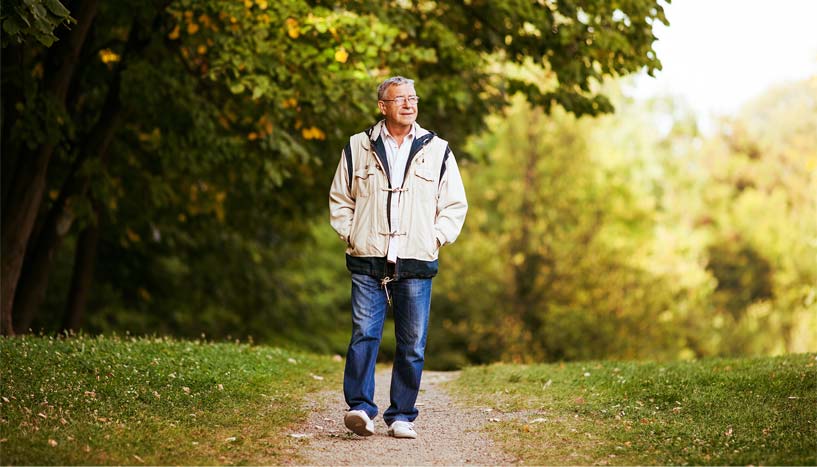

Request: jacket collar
left=364, top=120, right=436, bottom=186
left=365, top=120, right=430, bottom=145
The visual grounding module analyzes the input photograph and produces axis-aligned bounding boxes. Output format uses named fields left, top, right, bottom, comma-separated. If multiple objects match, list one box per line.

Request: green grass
left=0, top=334, right=342, bottom=465
left=452, top=354, right=817, bottom=466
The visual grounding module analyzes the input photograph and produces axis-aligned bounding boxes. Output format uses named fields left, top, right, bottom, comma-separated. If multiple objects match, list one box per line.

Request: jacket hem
left=346, top=254, right=438, bottom=279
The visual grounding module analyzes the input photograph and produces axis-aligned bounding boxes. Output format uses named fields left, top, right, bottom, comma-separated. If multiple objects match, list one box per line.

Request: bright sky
left=631, top=0, right=817, bottom=123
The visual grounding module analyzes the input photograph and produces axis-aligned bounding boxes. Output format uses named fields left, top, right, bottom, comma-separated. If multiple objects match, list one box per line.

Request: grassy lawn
left=452, top=354, right=816, bottom=466
left=0, top=334, right=342, bottom=465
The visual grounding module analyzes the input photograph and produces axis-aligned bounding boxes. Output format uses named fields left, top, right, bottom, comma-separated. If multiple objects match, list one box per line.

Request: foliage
left=674, top=77, right=817, bottom=356
left=452, top=354, right=817, bottom=465
left=0, top=0, right=73, bottom=47
left=5, top=0, right=813, bottom=368
left=3, top=0, right=669, bottom=338
left=427, top=77, right=817, bottom=367
left=430, top=94, right=700, bottom=367
left=0, top=334, right=342, bottom=465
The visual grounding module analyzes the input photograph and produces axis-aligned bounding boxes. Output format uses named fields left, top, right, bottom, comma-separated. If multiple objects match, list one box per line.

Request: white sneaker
left=344, top=410, right=375, bottom=437
left=388, top=420, right=417, bottom=439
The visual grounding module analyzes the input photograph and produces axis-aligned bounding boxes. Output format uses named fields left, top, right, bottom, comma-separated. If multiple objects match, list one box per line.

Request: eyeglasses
left=380, top=96, right=420, bottom=105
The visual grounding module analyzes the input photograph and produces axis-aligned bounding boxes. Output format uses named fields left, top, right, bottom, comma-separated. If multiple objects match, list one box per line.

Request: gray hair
left=377, top=76, right=415, bottom=100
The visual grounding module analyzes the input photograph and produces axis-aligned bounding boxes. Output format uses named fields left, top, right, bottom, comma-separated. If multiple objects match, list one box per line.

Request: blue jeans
left=343, top=273, right=432, bottom=426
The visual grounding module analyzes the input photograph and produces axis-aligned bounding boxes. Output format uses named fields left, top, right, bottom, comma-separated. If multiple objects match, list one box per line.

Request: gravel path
left=291, top=369, right=515, bottom=466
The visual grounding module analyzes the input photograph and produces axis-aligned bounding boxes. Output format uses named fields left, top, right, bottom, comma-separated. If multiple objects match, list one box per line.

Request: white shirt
left=381, top=123, right=416, bottom=263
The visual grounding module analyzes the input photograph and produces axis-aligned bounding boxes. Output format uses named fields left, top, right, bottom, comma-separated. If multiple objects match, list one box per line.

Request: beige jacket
left=329, top=121, right=467, bottom=278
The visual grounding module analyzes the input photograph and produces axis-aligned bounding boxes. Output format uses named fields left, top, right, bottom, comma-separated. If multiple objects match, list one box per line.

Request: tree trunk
left=12, top=157, right=85, bottom=332
left=12, top=200, right=74, bottom=334
left=0, top=0, right=100, bottom=335
left=14, top=54, right=126, bottom=333
left=62, top=203, right=101, bottom=332
left=1, top=143, right=56, bottom=335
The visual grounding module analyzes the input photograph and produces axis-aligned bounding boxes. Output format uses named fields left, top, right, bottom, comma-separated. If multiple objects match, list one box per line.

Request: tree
left=2, top=0, right=670, bottom=335
left=696, top=77, right=817, bottom=355
left=430, top=95, right=693, bottom=365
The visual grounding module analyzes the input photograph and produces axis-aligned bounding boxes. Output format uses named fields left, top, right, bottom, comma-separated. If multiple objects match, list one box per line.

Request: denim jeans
left=343, top=272, right=432, bottom=426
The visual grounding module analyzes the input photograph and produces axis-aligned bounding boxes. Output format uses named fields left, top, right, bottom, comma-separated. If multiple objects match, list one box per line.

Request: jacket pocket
left=414, top=166, right=435, bottom=183
left=353, top=165, right=377, bottom=198
left=413, top=166, right=437, bottom=200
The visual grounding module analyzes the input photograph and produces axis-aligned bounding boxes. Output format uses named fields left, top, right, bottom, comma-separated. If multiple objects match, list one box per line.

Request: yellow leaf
left=301, top=127, right=326, bottom=140
left=244, top=0, right=253, bottom=8
left=31, top=62, right=44, bottom=78
left=49, top=190, right=59, bottom=200
left=286, top=18, right=300, bottom=39
left=334, top=47, right=349, bottom=63
left=126, top=228, right=141, bottom=243
left=98, top=49, right=120, bottom=64
left=168, top=25, right=180, bottom=40
left=187, top=22, right=199, bottom=34
left=197, top=45, right=207, bottom=55
left=257, top=0, right=268, bottom=9
left=248, top=132, right=258, bottom=140
left=282, top=97, right=298, bottom=109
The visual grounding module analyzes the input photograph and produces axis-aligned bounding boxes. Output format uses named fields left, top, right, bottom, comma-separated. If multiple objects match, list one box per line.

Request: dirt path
left=290, top=369, right=515, bottom=466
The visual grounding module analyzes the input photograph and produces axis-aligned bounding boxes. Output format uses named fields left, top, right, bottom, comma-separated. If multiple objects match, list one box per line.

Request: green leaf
left=2, top=16, right=24, bottom=36
left=43, top=0, right=70, bottom=18
left=33, top=31, right=56, bottom=47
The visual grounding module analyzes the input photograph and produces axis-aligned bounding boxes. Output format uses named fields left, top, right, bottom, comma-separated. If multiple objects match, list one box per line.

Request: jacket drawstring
left=380, top=275, right=395, bottom=308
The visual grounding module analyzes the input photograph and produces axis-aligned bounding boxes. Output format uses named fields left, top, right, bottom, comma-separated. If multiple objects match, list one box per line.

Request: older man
left=329, top=76, right=468, bottom=438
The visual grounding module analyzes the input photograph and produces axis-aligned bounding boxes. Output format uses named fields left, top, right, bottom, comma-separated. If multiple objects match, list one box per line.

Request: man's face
left=378, top=83, right=418, bottom=128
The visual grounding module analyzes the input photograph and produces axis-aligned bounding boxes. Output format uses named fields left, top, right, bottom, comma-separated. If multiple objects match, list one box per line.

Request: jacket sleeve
left=434, top=150, right=468, bottom=247
left=329, top=147, right=354, bottom=244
